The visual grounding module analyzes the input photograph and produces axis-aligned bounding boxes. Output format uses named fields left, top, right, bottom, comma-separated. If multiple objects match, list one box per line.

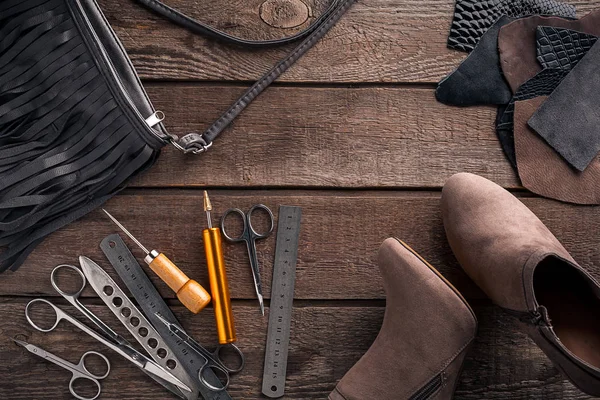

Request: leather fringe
left=0, top=0, right=161, bottom=272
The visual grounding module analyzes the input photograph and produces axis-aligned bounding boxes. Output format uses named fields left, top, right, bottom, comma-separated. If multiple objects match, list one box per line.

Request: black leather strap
left=136, top=0, right=357, bottom=153
left=136, top=0, right=346, bottom=47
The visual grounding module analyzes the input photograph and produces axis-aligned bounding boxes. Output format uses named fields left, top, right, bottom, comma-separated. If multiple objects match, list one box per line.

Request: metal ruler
left=261, top=206, right=302, bottom=398
left=100, top=233, right=232, bottom=400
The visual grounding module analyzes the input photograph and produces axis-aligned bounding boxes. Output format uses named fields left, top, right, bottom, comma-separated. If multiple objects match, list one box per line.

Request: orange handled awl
left=202, top=191, right=236, bottom=344
left=102, top=209, right=211, bottom=314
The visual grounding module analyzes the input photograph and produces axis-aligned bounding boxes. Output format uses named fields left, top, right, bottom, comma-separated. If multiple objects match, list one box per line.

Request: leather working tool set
left=4, top=0, right=600, bottom=399
left=438, top=1, right=600, bottom=205
left=15, top=199, right=302, bottom=399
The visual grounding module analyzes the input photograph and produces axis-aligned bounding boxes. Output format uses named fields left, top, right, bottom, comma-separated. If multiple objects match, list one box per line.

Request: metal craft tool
left=220, top=204, right=274, bottom=315
left=261, top=206, right=302, bottom=398
left=102, top=209, right=211, bottom=314
left=25, top=298, right=190, bottom=396
left=100, top=233, right=234, bottom=400
left=28, top=264, right=190, bottom=394
left=41, top=263, right=190, bottom=394
left=78, top=256, right=196, bottom=399
left=203, top=191, right=236, bottom=344
left=155, top=312, right=244, bottom=391
left=12, top=338, right=110, bottom=400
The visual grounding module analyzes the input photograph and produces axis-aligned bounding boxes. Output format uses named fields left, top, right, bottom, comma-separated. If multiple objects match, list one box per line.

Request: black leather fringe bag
left=0, top=0, right=169, bottom=271
left=0, top=0, right=355, bottom=272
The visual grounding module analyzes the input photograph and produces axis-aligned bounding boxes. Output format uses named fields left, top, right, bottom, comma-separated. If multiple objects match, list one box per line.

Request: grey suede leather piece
left=436, top=16, right=514, bottom=106
left=329, top=238, right=476, bottom=400
left=529, top=41, right=600, bottom=171
left=441, top=173, right=574, bottom=311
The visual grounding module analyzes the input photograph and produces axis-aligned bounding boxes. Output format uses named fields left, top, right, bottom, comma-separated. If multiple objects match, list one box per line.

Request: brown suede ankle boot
left=442, top=172, right=600, bottom=396
left=329, top=238, right=477, bottom=400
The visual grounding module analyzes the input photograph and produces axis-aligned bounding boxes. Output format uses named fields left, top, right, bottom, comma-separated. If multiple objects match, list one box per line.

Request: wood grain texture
left=3, top=0, right=600, bottom=398
left=0, top=301, right=593, bottom=399
left=131, top=84, right=517, bottom=189
left=99, top=0, right=597, bottom=82
left=4, top=191, right=600, bottom=302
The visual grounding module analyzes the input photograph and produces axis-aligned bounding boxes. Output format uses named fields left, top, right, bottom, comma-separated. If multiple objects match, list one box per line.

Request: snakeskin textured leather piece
left=537, top=26, right=598, bottom=69
left=496, top=68, right=569, bottom=166
left=448, top=0, right=576, bottom=52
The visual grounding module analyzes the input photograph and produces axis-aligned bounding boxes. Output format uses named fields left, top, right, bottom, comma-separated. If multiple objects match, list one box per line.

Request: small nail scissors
left=12, top=338, right=109, bottom=400
left=220, top=204, right=274, bottom=315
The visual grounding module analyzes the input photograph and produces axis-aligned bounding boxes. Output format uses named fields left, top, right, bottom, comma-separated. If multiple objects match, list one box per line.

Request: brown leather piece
left=498, top=10, right=600, bottom=93
left=329, top=238, right=476, bottom=400
left=514, top=97, right=600, bottom=205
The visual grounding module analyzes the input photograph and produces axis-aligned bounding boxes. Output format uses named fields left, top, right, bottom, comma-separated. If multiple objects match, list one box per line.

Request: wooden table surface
left=1, top=0, right=599, bottom=398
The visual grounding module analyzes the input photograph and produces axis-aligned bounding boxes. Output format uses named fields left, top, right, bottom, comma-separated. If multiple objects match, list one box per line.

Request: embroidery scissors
left=12, top=338, right=109, bottom=400
left=220, top=204, right=274, bottom=315
left=25, top=264, right=191, bottom=397
left=155, top=312, right=245, bottom=391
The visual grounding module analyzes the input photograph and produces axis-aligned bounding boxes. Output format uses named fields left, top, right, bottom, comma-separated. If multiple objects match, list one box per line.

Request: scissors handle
left=198, top=343, right=246, bottom=391
left=77, top=351, right=111, bottom=380
left=50, top=265, right=125, bottom=345
left=68, top=351, right=110, bottom=400
left=199, top=361, right=230, bottom=392
left=25, top=298, right=65, bottom=332
left=220, top=208, right=247, bottom=242
left=213, top=343, right=245, bottom=374
left=51, top=264, right=86, bottom=300
left=246, top=204, right=274, bottom=239
left=69, top=373, right=102, bottom=400
left=220, top=205, right=274, bottom=241
left=25, top=299, right=133, bottom=363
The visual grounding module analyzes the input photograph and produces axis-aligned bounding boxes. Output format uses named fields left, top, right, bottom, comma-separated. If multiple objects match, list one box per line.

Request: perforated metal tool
left=78, top=256, right=195, bottom=400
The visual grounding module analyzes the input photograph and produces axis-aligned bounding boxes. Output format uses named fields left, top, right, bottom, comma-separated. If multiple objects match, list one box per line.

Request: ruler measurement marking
left=262, top=206, right=301, bottom=398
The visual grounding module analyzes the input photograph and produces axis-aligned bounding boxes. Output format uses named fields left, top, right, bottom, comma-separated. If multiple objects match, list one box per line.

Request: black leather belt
left=136, top=0, right=357, bottom=154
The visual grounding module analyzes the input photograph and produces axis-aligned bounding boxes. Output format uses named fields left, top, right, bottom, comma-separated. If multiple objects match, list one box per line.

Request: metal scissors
left=220, top=204, right=274, bottom=315
left=25, top=265, right=191, bottom=396
left=155, top=313, right=245, bottom=391
left=12, top=338, right=109, bottom=400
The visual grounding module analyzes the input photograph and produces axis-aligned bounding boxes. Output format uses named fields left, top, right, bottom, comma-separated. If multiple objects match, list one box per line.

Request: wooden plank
left=3, top=191, right=600, bottom=301
left=98, top=0, right=597, bottom=83
left=0, top=301, right=592, bottom=399
left=131, top=84, right=518, bottom=188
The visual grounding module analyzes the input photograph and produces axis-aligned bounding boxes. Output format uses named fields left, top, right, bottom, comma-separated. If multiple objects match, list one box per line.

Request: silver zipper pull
left=145, top=110, right=165, bottom=128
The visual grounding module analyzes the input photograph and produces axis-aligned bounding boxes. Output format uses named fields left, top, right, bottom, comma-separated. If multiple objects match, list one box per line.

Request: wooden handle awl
left=147, top=251, right=211, bottom=314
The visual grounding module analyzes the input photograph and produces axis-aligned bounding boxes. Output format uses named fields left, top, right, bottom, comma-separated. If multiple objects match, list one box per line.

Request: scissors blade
left=141, top=361, right=191, bottom=392
left=12, top=338, right=46, bottom=357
